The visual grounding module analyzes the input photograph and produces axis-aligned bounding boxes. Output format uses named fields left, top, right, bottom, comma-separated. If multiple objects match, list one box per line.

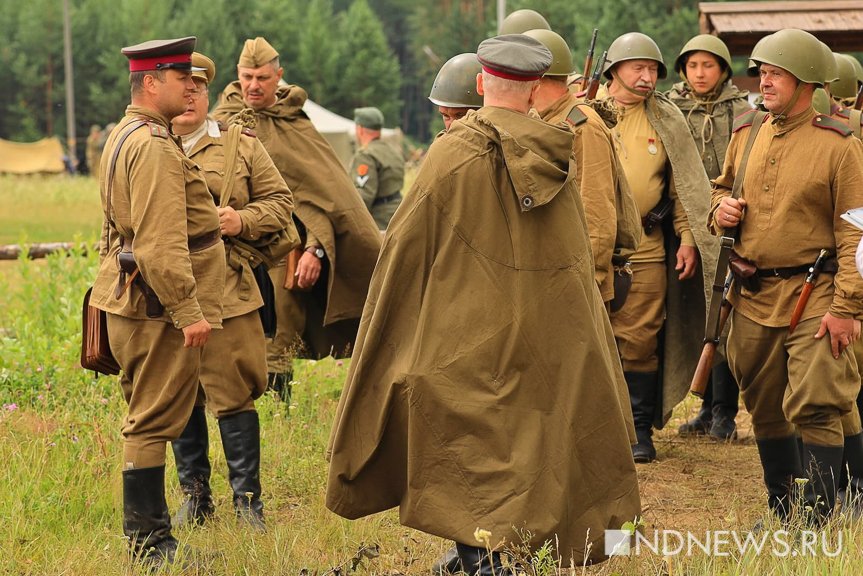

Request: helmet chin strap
left=771, top=81, right=805, bottom=122
left=611, top=69, right=654, bottom=100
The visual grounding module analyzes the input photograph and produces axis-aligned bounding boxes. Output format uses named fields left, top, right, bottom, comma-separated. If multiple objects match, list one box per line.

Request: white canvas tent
left=302, top=99, right=402, bottom=168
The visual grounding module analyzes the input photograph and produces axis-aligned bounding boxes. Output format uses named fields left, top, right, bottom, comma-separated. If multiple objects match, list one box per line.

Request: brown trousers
left=728, top=312, right=859, bottom=446
left=108, top=314, right=202, bottom=469
left=194, top=311, right=267, bottom=417
left=609, top=261, right=667, bottom=372
left=266, top=262, right=308, bottom=373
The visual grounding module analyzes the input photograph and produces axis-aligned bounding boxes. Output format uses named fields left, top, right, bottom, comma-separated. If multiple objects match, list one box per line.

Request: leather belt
left=754, top=259, right=838, bottom=279
left=188, top=229, right=221, bottom=253
left=372, top=192, right=402, bottom=207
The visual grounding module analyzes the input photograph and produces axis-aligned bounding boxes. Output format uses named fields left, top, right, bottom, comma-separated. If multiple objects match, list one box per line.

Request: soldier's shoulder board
left=732, top=109, right=765, bottom=133
left=146, top=122, right=169, bottom=138
left=835, top=107, right=851, bottom=120
left=813, top=114, right=853, bottom=137
left=566, top=105, right=588, bottom=127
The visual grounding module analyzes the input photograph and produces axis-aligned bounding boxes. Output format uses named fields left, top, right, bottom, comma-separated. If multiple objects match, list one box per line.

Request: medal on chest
left=647, top=138, right=658, bottom=155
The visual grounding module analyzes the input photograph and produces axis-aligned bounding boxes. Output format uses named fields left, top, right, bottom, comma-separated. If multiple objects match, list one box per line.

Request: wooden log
left=0, top=242, right=93, bottom=260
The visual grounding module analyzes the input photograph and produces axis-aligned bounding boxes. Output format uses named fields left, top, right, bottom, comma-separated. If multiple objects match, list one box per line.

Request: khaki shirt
left=539, top=93, right=619, bottom=301
left=185, top=118, right=295, bottom=318
left=350, top=138, right=405, bottom=229
left=90, top=106, right=225, bottom=329
left=613, top=100, right=694, bottom=263
left=710, top=108, right=863, bottom=326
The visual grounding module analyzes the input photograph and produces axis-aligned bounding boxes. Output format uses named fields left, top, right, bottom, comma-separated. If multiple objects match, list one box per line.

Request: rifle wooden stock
left=581, top=29, right=599, bottom=92
left=855, top=83, right=863, bottom=111
left=690, top=301, right=731, bottom=398
left=584, top=50, right=607, bottom=100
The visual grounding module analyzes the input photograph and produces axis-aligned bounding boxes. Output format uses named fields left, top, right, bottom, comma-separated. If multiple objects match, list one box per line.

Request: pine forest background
left=2, top=0, right=721, bottom=163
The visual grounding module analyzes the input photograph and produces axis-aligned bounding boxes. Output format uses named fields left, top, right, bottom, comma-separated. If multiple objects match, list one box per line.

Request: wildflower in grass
left=4, top=403, right=17, bottom=412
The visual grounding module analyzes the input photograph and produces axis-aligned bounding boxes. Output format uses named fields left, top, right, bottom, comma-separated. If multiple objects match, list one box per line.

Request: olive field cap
left=748, top=29, right=825, bottom=86
left=832, top=53, right=858, bottom=98
left=674, top=34, right=732, bottom=74
left=238, top=37, right=279, bottom=68
left=354, top=107, right=384, bottom=130
left=523, top=28, right=576, bottom=77
left=499, top=9, right=550, bottom=35
left=603, top=32, right=667, bottom=79
left=477, top=34, right=552, bottom=81
left=428, top=53, right=483, bottom=108
left=191, top=52, right=215, bottom=85
left=121, top=36, right=198, bottom=72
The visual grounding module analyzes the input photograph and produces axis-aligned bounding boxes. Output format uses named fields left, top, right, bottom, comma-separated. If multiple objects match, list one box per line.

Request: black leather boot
left=455, top=542, right=510, bottom=576
left=708, top=360, right=738, bottom=441
left=430, top=546, right=463, bottom=575
left=171, top=406, right=214, bottom=527
left=219, top=411, right=265, bottom=530
left=267, top=371, right=292, bottom=404
left=840, top=433, right=863, bottom=518
left=626, top=371, right=658, bottom=463
left=801, top=443, right=844, bottom=526
left=123, top=465, right=181, bottom=569
left=755, top=436, right=803, bottom=526
left=679, top=378, right=712, bottom=436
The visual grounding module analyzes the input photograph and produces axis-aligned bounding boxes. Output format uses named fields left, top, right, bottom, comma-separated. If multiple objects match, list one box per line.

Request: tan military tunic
left=350, top=138, right=405, bottom=230
left=90, top=106, right=225, bottom=468
left=539, top=93, right=626, bottom=301
left=711, top=107, right=863, bottom=445
left=183, top=118, right=296, bottom=416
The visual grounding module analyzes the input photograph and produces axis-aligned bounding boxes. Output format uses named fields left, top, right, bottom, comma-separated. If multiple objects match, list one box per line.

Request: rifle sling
left=703, top=110, right=767, bottom=342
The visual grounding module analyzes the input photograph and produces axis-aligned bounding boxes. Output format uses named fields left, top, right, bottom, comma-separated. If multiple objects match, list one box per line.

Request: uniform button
left=522, top=196, right=534, bottom=209
left=763, top=185, right=769, bottom=191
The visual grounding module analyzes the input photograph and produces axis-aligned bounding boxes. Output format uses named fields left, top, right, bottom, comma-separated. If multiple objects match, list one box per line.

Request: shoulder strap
left=105, top=119, right=148, bottom=245
left=566, top=105, right=589, bottom=127
left=729, top=110, right=767, bottom=203
left=219, top=123, right=243, bottom=208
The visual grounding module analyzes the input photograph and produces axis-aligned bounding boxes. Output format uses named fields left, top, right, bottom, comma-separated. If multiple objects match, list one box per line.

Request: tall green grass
left=1, top=223, right=863, bottom=574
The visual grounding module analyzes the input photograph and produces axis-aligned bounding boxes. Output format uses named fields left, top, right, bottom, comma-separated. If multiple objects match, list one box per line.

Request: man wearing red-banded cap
left=326, top=34, right=640, bottom=573
left=87, top=36, right=226, bottom=568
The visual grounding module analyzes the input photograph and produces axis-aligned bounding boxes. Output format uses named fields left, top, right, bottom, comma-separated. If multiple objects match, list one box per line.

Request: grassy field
left=1, top=179, right=862, bottom=574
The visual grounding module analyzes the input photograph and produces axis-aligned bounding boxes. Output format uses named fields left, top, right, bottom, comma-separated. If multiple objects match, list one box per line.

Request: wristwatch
left=305, top=245, right=325, bottom=259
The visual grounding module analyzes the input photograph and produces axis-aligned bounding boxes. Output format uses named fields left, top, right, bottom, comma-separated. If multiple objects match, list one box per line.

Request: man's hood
left=216, top=81, right=309, bottom=121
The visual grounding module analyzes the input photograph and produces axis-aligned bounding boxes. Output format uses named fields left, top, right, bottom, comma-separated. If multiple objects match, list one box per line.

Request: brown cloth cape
left=644, top=93, right=720, bottom=427
left=213, top=83, right=381, bottom=336
left=326, top=106, right=640, bottom=564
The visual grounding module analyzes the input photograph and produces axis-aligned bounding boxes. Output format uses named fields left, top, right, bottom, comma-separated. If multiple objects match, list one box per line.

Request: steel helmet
left=523, top=28, right=576, bottom=76
left=603, top=32, right=667, bottom=80
left=499, top=9, right=550, bottom=35
left=674, top=34, right=732, bottom=75
left=846, top=54, right=863, bottom=83
left=428, top=53, right=483, bottom=109
left=819, top=41, right=839, bottom=84
left=748, top=29, right=825, bottom=86
left=832, top=53, right=859, bottom=98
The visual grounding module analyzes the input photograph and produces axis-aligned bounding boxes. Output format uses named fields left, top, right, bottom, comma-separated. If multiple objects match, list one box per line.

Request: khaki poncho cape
left=326, top=106, right=640, bottom=564
left=213, top=83, right=381, bottom=353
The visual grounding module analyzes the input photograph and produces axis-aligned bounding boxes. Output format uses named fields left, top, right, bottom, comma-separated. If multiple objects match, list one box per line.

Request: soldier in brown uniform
left=600, top=32, right=718, bottom=463
left=526, top=28, right=641, bottom=306
left=88, top=37, right=225, bottom=567
left=350, top=107, right=404, bottom=229
left=327, top=34, right=640, bottom=574
left=213, top=37, right=381, bottom=400
left=712, top=29, right=863, bottom=525
left=666, top=35, right=752, bottom=441
left=428, top=53, right=483, bottom=131
left=85, top=124, right=102, bottom=175
left=170, top=52, right=297, bottom=530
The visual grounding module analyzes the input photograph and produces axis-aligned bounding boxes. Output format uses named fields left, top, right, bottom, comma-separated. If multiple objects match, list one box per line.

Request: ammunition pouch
left=642, top=196, right=673, bottom=235
left=610, top=262, right=633, bottom=313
